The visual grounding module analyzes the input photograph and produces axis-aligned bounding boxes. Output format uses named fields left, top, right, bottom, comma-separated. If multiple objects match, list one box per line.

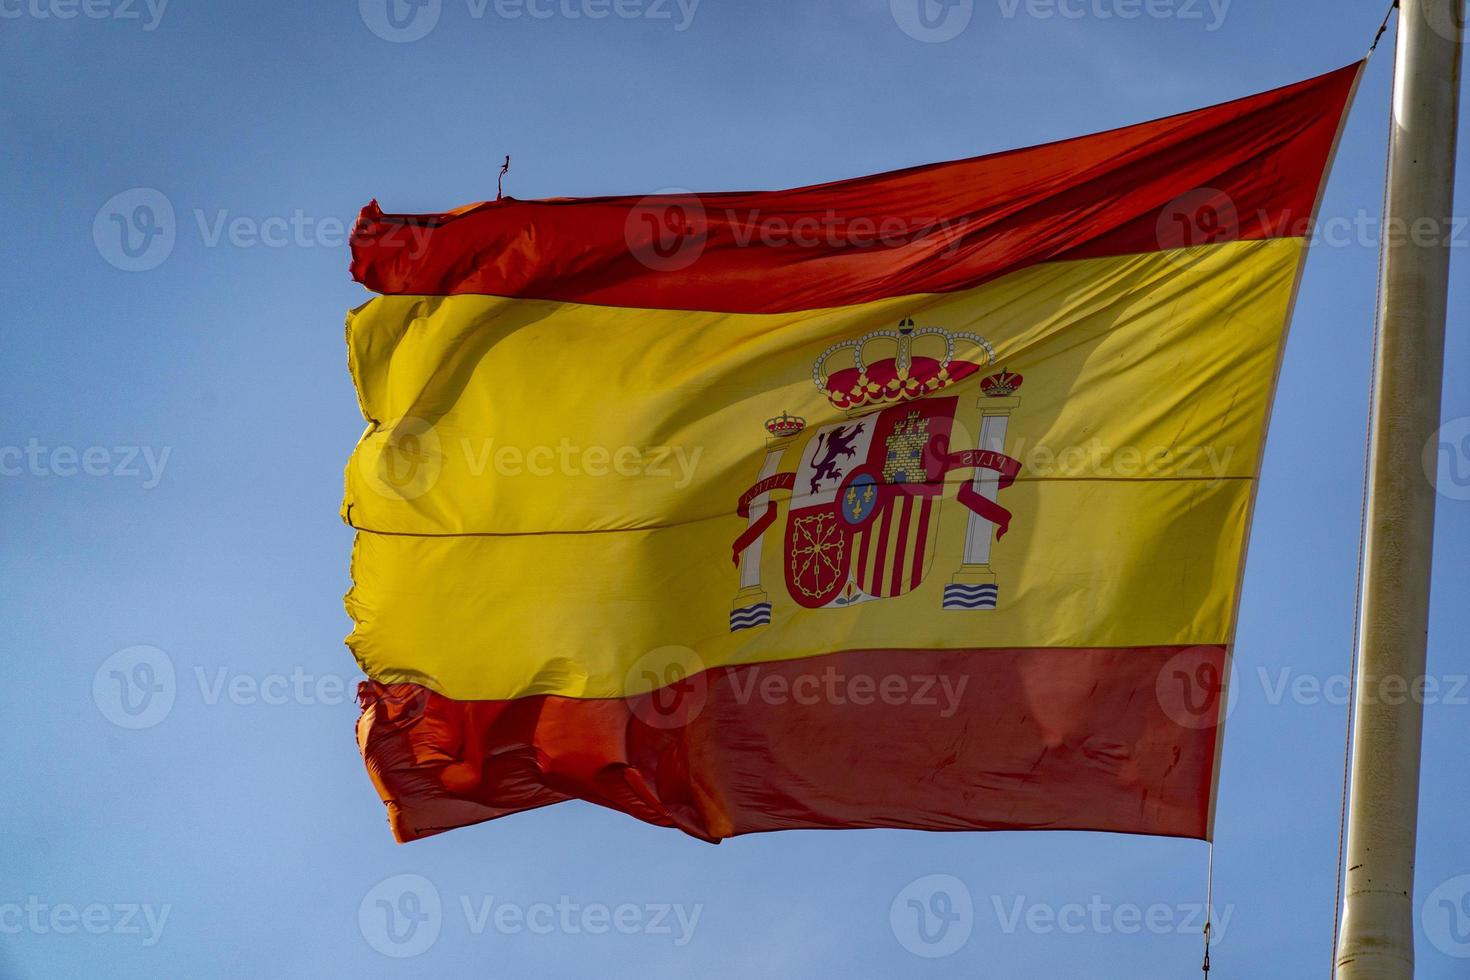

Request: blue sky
left=2, top=1, right=1468, bottom=976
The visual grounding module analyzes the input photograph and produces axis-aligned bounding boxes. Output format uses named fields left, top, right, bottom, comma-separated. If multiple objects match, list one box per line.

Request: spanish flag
left=346, top=64, right=1360, bottom=843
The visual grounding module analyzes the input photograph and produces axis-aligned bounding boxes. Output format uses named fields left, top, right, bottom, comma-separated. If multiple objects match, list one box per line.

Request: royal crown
left=764, top=411, right=807, bottom=438
left=980, top=369, right=1023, bottom=397
left=813, top=317, right=994, bottom=411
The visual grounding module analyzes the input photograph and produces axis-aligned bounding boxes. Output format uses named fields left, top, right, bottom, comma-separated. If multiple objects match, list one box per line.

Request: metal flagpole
left=1337, top=1, right=1464, bottom=977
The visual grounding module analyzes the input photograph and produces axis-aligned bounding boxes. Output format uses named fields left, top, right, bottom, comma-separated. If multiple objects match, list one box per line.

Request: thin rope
left=1369, top=0, right=1399, bottom=54
left=1202, top=841, right=1215, bottom=977
left=1330, top=12, right=1399, bottom=975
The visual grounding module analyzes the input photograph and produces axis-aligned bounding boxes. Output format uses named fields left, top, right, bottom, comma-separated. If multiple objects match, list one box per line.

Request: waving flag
left=344, top=64, right=1360, bottom=843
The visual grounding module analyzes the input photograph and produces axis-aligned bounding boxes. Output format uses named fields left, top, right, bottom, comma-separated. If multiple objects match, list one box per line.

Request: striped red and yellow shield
left=344, top=63, right=1361, bottom=843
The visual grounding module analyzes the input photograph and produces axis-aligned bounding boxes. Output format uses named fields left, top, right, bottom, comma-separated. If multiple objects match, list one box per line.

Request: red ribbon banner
left=940, top=449, right=1023, bottom=540
left=731, top=472, right=797, bottom=565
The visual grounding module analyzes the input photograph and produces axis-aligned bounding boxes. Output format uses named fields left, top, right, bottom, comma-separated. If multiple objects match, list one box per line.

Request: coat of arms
left=730, top=318, right=1023, bottom=632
